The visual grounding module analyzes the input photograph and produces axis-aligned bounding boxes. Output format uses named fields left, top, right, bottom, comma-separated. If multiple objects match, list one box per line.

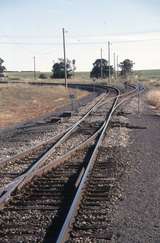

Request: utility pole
left=116, top=55, right=119, bottom=79
left=113, top=52, right=116, bottom=80
left=100, top=48, right=103, bottom=79
left=62, top=28, right=67, bottom=88
left=33, top=56, right=36, bottom=80
left=108, top=41, right=111, bottom=84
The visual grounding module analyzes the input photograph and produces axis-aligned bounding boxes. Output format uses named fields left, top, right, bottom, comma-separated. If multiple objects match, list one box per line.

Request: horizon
left=6, top=68, right=160, bottom=73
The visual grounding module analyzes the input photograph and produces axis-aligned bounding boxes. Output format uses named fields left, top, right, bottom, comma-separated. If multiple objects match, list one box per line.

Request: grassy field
left=6, top=71, right=92, bottom=83
left=5, top=71, right=111, bottom=85
left=133, top=70, right=160, bottom=87
left=0, top=83, right=89, bottom=128
left=5, top=70, right=160, bottom=85
left=1, top=69, right=160, bottom=128
left=135, top=69, right=160, bottom=80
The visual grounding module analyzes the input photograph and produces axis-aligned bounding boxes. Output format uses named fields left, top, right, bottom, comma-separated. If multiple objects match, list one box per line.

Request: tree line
left=90, top=58, right=134, bottom=79
left=0, top=57, right=134, bottom=79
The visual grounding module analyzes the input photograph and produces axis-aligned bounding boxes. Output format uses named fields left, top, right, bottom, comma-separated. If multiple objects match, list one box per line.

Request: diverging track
left=0, top=86, right=110, bottom=202
left=57, top=84, right=140, bottom=243
left=0, top=84, right=141, bottom=243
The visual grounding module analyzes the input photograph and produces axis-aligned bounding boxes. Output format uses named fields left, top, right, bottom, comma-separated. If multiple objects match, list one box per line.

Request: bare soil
left=110, top=93, right=160, bottom=242
left=0, top=83, right=89, bottom=128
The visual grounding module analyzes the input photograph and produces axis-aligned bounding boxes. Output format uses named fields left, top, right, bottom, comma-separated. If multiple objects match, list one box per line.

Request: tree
left=119, top=59, right=134, bottom=77
left=51, top=58, right=75, bottom=79
left=90, top=59, right=113, bottom=79
left=0, top=58, right=6, bottom=77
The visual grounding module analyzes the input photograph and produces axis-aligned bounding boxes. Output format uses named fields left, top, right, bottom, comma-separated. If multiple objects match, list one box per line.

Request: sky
left=0, top=0, right=160, bottom=71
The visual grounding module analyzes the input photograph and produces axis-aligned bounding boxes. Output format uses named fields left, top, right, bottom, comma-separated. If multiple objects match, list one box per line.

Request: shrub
left=39, top=73, right=47, bottom=79
left=146, top=90, right=160, bottom=108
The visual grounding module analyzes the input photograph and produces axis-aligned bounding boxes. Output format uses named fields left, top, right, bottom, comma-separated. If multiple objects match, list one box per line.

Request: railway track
left=0, top=83, right=105, bottom=161
left=0, top=148, right=92, bottom=242
left=0, top=84, right=140, bottom=243
left=67, top=146, right=117, bottom=242
left=0, top=86, right=110, bottom=201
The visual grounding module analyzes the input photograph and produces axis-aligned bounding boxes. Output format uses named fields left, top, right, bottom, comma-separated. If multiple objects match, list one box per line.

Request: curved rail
left=0, top=86, right=110, bottom=206
left=0, top=84, right=140, bottom=209
left=0, top=88, right=108, bottom=168
left=56, top=86, right=119, bottom=242
left=56, top=84, right=141, bottom=242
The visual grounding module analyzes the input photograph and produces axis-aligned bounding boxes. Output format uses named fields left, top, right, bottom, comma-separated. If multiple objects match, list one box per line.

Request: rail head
left=56, top=87, right=120, bottom=243
left=56, top=84, right=143, bottom=242
left=0, top=84, right=140, bottom=212
left=0, top=87, right=109, bottom=207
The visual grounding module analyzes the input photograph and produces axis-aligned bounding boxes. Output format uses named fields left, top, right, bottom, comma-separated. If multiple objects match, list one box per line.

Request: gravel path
left=111, top=94, right=160, bottom=243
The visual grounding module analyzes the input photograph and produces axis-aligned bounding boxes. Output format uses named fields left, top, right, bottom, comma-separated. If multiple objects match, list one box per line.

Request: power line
left=0, top=35, right=60, bottom=39
left=0, top=30, right=160, bottom=39
left=0, top=38, right=160, bottom=46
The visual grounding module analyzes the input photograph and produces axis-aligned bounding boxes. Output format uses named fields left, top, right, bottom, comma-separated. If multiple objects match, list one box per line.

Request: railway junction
left=0, top=82, right=159, bottom=243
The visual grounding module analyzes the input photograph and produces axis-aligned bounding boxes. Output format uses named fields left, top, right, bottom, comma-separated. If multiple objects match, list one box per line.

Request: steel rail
left=56, top=84, right=140, bottom=243
left=56, top=87, right=120, bottom=243
left=0, top=88, right=110, bottom=206
left=0, top=89, right=108, bottom=169
left=17, top=116, right=107, bottom=190
left=24, top=85, right=140, bottom=182
left=114, top=84, right=144, bottom=111
left=0, top=130, right=66, bottom=168
left=0, top=114, right=107, bottom=208
left=18, top=84, right=132, bottom=190
left=96, top=84, right=137, bottom=109
left=0, top=84, right=140, bottom=208
left=0, top=83, right=135, bottom=168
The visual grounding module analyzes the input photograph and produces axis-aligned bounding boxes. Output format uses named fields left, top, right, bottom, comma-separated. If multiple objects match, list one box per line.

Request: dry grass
left=146, top=89, right=160, bottom=109
left=0, top=83, right=89, bottom=128
left=6, top=71, right=107, bottom=85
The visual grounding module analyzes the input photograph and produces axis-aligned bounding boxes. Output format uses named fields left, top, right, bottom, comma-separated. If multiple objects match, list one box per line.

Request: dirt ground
left=0, top=83, right=89, bottom=128
left=110, top=93, right=160, bottom=242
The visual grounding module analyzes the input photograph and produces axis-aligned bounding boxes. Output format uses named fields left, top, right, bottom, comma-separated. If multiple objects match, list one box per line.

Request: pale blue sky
left=1, top=0, right=160, bottom=71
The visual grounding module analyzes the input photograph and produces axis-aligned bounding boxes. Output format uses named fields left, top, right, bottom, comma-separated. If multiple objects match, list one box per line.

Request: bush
left=39, top=73, right=47, bottom=79
left=146, top=90, right=160, bottom=108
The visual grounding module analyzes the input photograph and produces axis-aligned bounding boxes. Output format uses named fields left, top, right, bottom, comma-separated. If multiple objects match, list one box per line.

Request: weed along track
left=0, top=84, right=142, bottom=243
